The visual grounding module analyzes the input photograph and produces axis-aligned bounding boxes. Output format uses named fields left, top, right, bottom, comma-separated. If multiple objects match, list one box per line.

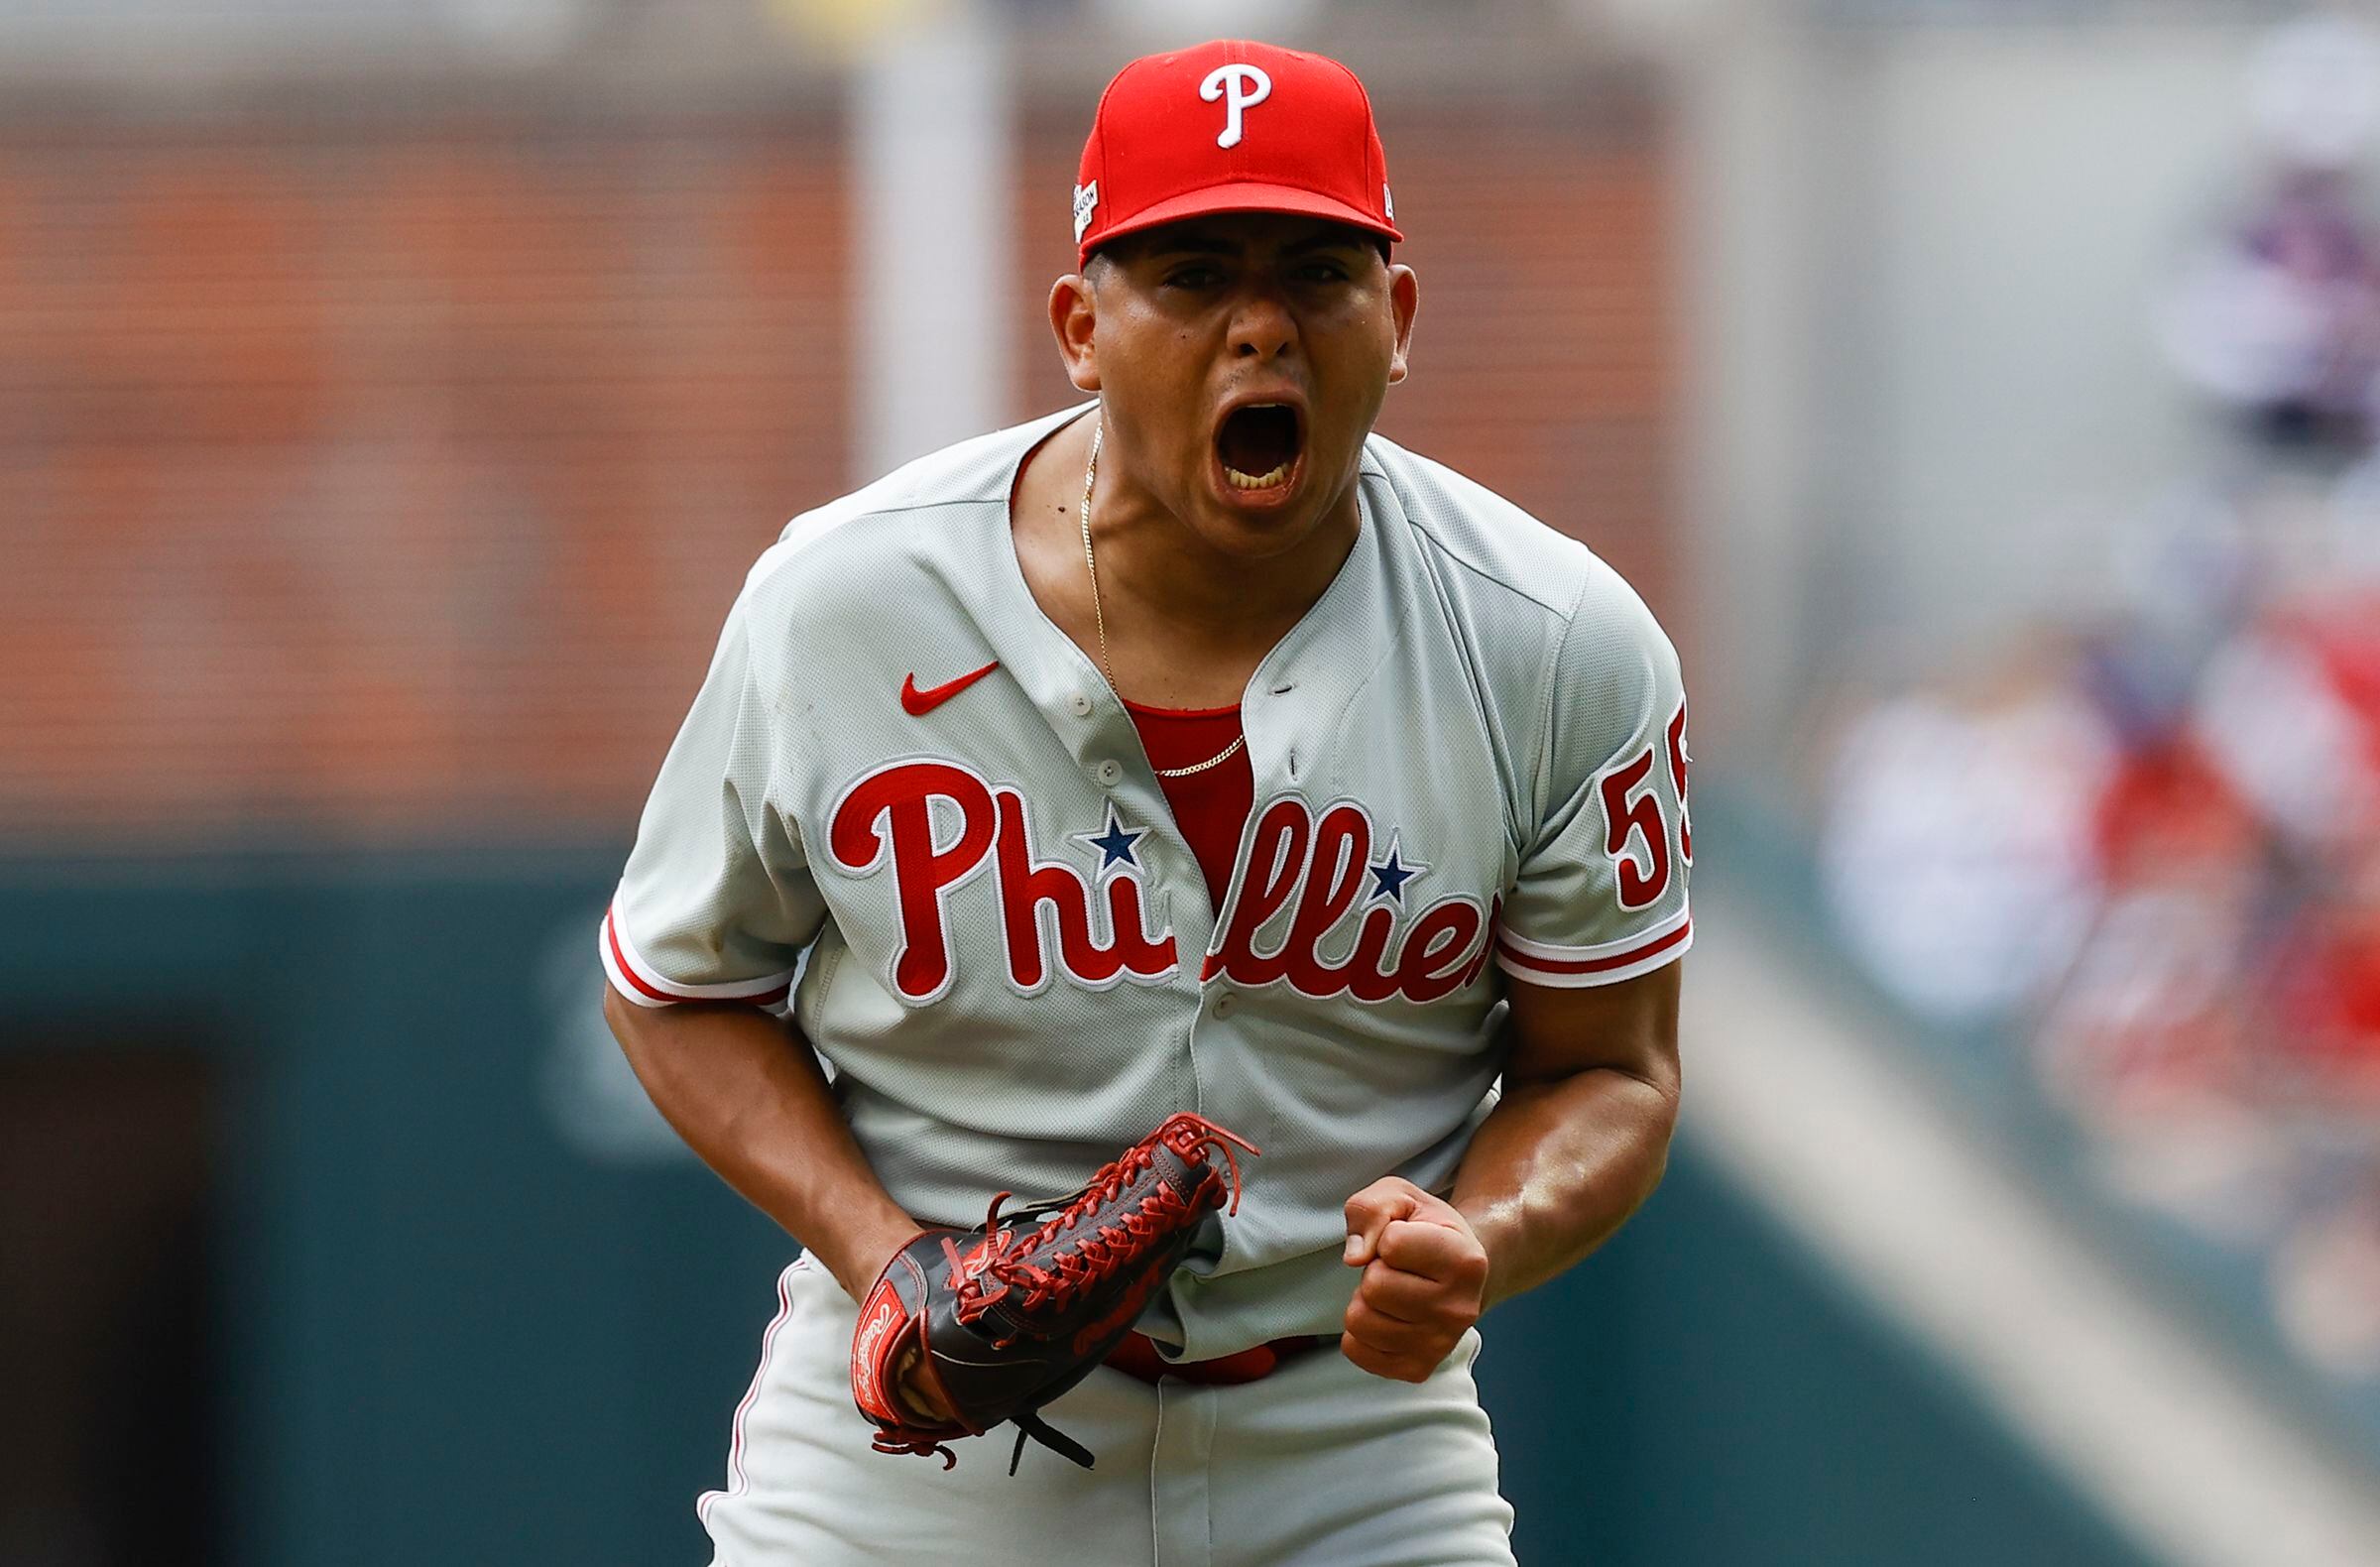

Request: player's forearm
left=1449, top=1065, right=1679, bottom=1309
left=602, top=988, right=917, bottom=1300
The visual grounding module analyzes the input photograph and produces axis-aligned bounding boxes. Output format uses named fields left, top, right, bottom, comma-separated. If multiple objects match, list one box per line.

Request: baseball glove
left=849, top=1111, right=1257, bottom=1474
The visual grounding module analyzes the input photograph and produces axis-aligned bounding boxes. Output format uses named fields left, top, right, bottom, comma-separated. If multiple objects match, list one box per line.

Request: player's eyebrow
left=1282, top=230, right=1369, bottom=255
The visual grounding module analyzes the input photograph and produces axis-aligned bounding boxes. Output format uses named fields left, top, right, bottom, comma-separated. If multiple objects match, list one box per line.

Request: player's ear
left=1385, top=264, right=1419, bottom=387
left=1050, top=273, right=1102, bottom=394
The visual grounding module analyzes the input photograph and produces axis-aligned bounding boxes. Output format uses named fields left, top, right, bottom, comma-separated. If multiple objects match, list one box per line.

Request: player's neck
left=1102, top=494, right=1356, bottom=708
left=1010, top=414, right=1359, bottom=708
left=1104, top=484, right=1359, bottom=630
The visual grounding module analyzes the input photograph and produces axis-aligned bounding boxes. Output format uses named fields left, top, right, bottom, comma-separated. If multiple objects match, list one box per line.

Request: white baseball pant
left=697, top=1254, right=1518, bottom=1566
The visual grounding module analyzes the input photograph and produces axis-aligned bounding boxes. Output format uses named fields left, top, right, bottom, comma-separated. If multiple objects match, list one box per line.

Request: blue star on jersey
left=1368, top=832, right=1425, bottom=906
left=1074, top=802, right=1148, bottom=879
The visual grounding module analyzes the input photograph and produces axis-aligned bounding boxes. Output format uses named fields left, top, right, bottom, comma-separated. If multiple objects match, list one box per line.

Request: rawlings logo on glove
left=848, top=1111, right=1256, bottom=1473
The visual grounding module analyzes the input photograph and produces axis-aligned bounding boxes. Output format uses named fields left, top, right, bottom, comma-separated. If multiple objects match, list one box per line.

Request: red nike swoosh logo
left=900, top=660, right=1002, bottom=716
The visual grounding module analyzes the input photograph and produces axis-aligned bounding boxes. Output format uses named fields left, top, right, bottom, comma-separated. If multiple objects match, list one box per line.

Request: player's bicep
left=1502, top=961, right=1681, bottom=1096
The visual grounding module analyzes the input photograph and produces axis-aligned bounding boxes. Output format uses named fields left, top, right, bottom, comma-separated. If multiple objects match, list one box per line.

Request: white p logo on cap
left=1200, top=63, right=1272, bottom=150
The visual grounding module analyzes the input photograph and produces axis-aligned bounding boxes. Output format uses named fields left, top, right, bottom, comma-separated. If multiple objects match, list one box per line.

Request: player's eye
left=1295, top=261, right=1350, bottom=284
left=1163, top=265, right=1225, bottom=289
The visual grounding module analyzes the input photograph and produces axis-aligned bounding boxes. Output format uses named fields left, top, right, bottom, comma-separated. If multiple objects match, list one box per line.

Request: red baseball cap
left=1074, top=39, right=1403, bottom=267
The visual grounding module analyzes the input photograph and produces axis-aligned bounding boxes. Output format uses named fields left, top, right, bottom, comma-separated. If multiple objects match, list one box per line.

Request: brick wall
left=0, top=104, right=1671, bottom=845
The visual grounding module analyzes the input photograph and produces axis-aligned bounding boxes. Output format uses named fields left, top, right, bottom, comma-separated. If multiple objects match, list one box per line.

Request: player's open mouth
left=1213, top=402, right=1305, bottom=504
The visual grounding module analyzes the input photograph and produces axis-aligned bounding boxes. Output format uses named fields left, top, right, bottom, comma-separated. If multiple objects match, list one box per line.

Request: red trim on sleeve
left=604, top=907, right=791, bottom=1007
left=1497, top=916, right=1692, bottom=977
left=605, top=909, right=679, bottom=1003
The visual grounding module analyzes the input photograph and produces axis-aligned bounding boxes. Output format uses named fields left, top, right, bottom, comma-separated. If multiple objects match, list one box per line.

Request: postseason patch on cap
left=1073, top=181, right=1100, bottom=245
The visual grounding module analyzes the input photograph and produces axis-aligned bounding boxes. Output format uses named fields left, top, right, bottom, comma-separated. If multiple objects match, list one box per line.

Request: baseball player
left=602, top=38, right=1689, bottom=1566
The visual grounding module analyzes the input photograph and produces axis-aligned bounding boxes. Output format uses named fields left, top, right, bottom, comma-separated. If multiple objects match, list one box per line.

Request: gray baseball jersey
left=602, top=403, right=1691, bottom=1363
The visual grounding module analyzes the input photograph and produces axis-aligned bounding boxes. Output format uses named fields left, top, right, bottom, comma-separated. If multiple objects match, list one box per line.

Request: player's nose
left=1227, top=285, right=1297, bottom=361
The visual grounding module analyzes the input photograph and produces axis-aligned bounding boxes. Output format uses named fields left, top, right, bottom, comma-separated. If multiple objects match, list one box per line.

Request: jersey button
left=1094, top=758, right=1125, bottom=786
left=1068, top=691, right=1095, bottom=717
left=1212, top=989, right=1239, bottom=1019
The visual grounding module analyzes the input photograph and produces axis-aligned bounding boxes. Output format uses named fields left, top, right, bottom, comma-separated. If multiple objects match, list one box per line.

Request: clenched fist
left=1339, top=1176, right=1489, bottom=1383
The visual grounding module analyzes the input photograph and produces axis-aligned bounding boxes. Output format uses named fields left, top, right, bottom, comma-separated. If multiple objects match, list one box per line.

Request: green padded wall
left=0, top=856, right=2149, bottom=1566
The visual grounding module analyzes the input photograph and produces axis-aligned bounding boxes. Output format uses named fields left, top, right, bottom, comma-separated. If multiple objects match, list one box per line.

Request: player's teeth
left=1225, top=460, right=1292, bottom=489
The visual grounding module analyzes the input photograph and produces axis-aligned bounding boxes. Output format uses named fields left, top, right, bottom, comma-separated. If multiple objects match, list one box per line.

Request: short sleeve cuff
left=600, top=902, right=796, bottom=1009
left=1495, top=905, right=1692, bottom=989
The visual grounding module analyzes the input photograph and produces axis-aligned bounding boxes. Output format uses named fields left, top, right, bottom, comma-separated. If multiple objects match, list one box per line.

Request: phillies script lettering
left=829, top=760, right=1176, bottom=1002
left=1202, top=797, right=1498, bottom=1004
left=827, top=763, right=1497, bottom=1008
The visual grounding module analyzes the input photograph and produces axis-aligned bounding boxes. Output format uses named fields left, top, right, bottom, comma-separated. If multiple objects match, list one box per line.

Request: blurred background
left=8, top=0, right=2380, bottom=1562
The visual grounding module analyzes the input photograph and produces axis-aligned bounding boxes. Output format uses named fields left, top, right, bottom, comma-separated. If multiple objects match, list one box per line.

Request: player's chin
left=1193, top=454, right=1335, bottom=556
left=1192, top=511, right=1310, bottom=559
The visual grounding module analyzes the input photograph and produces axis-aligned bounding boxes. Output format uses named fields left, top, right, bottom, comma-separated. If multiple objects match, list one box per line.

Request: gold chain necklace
left=1079, top=418, right=1248, bottom=781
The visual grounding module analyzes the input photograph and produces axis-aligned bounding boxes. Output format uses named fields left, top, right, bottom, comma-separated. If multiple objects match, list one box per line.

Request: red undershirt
left=1122, top=699, right=1255, bottom=909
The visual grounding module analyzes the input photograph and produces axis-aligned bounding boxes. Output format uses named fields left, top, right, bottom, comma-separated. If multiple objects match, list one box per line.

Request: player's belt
left=1105, top=1330, right=1331, bottom=1387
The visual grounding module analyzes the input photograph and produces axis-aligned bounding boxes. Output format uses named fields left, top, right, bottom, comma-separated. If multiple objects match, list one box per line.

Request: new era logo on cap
left=1073, top=39, right=1402, bottom=266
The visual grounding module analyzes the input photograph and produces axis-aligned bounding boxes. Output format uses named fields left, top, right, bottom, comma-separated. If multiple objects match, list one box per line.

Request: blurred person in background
left=1820, top=9, right=2380, bottom=1406
left=2162, top=13, right=2380, bottom=452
